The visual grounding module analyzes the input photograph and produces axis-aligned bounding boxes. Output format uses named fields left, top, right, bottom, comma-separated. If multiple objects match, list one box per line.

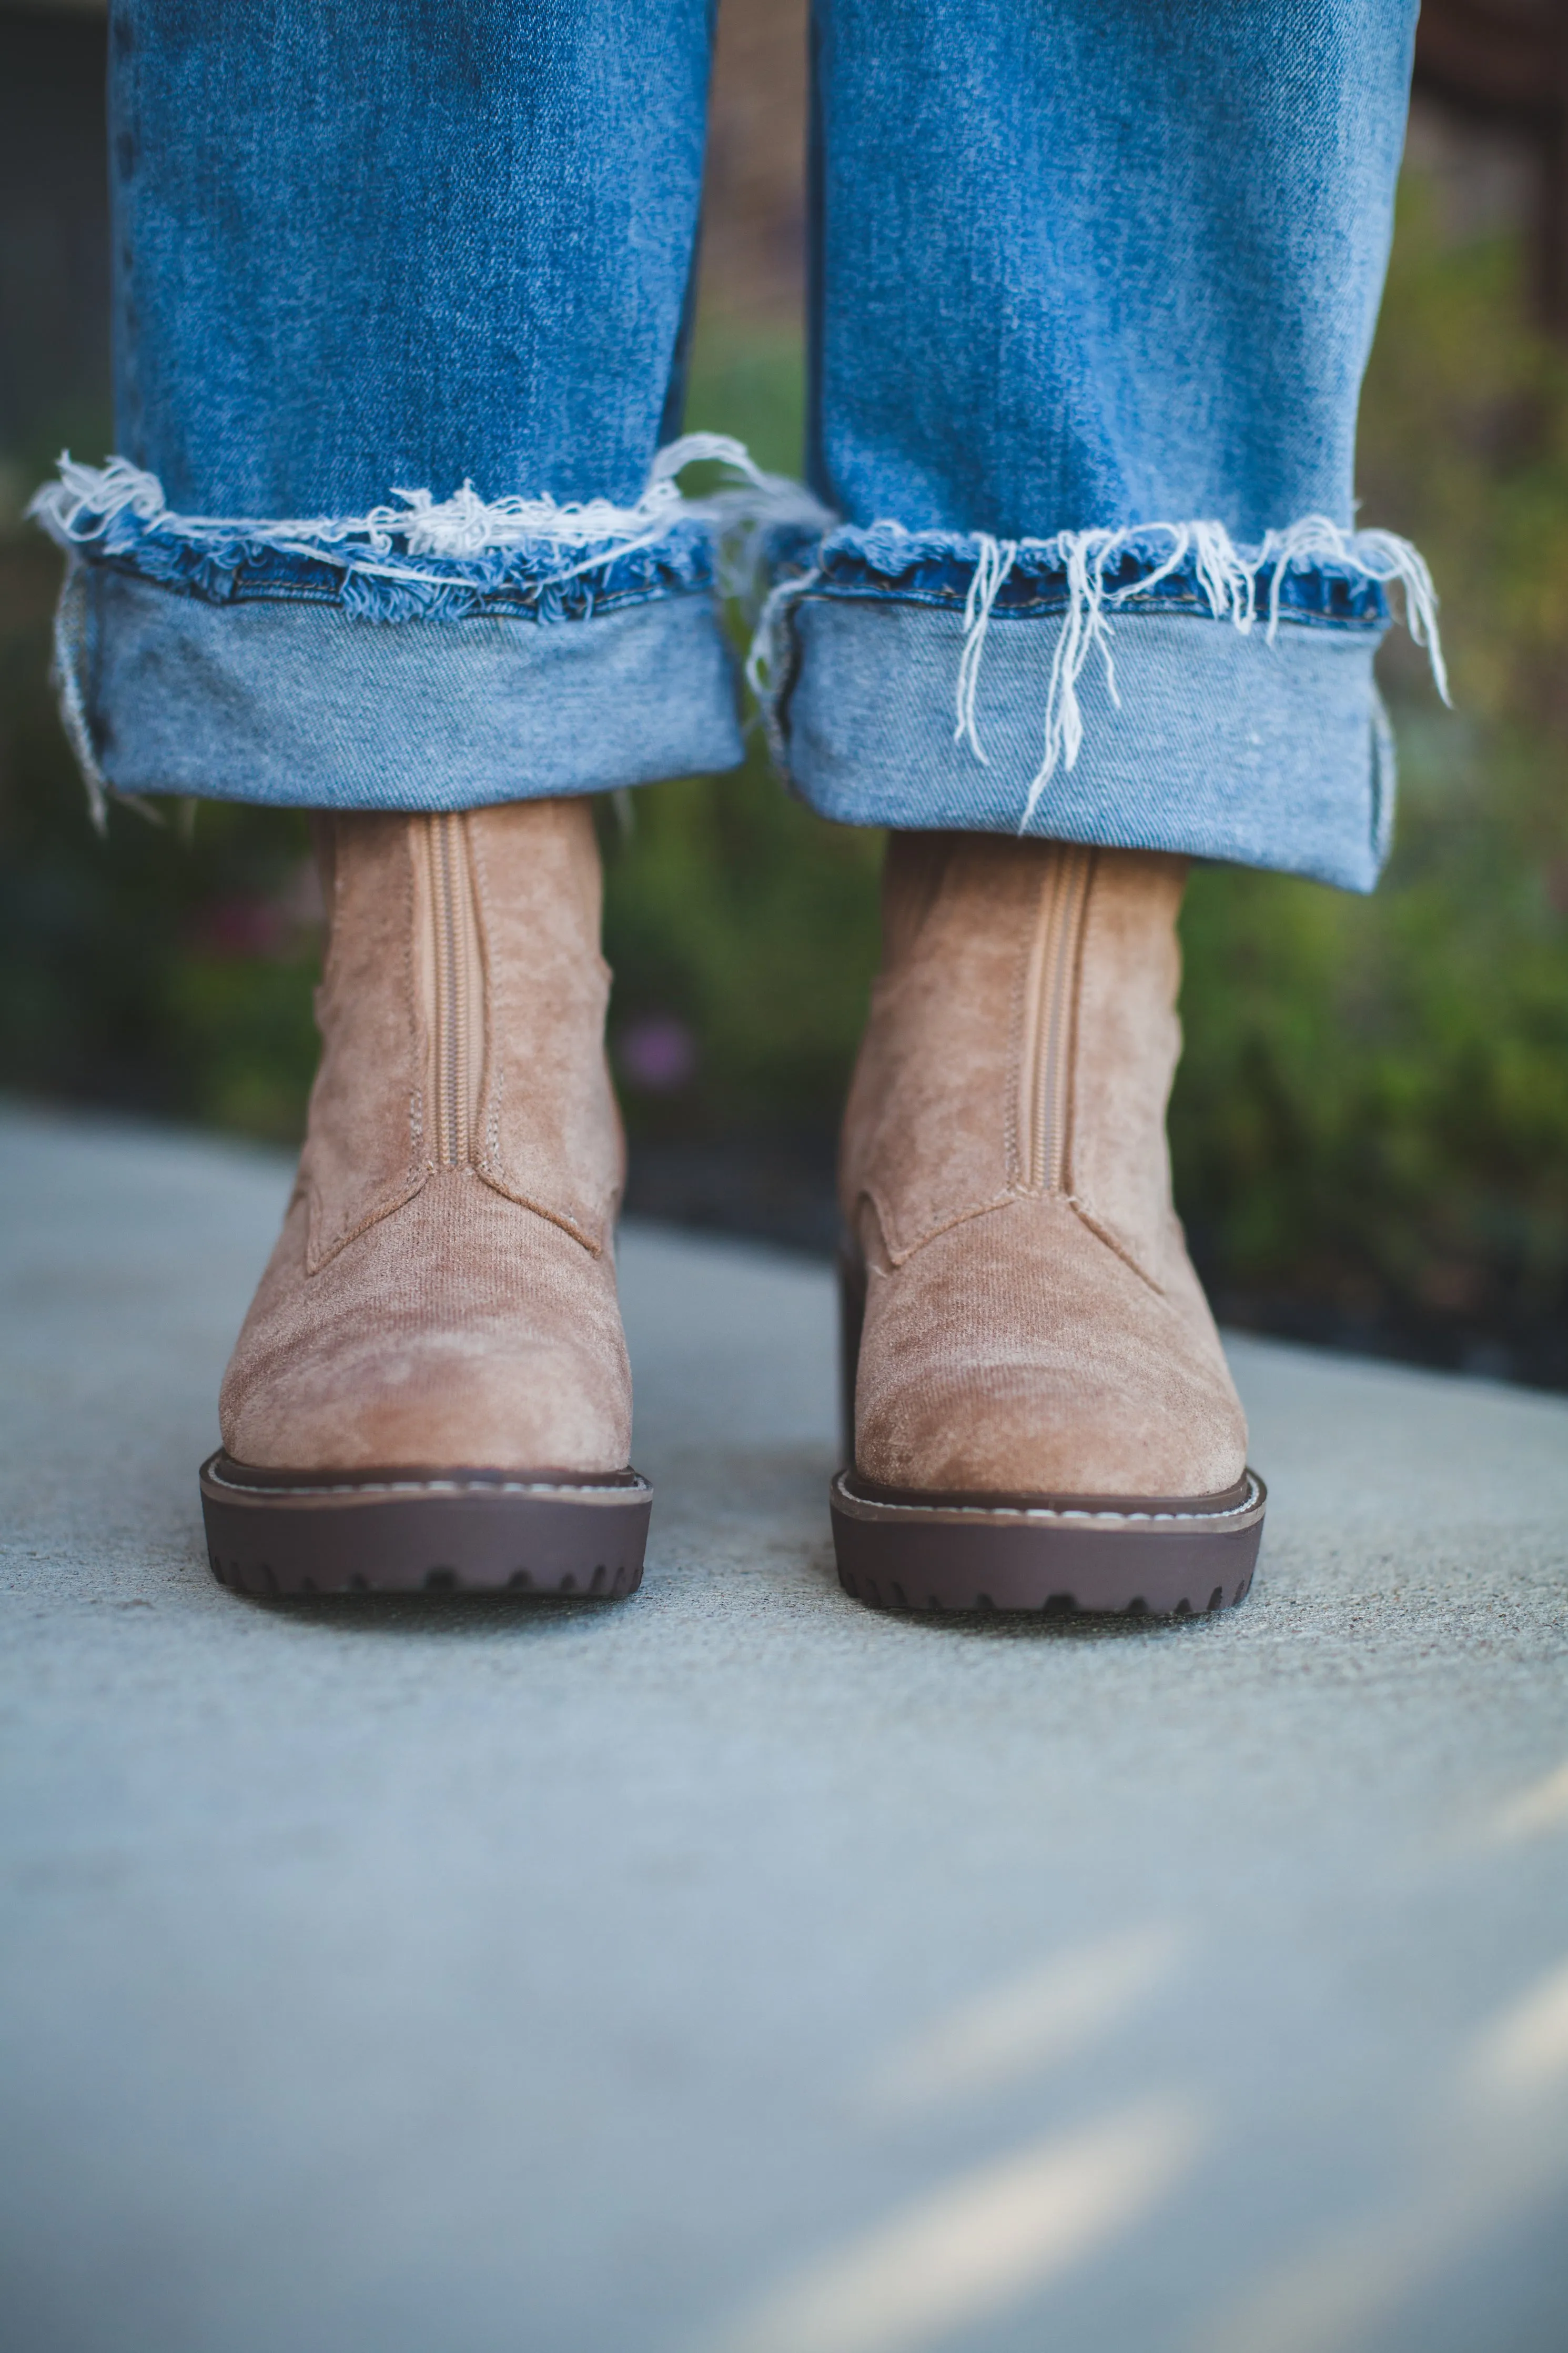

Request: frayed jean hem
left=69, top=567, right=745, bottom=813
left=28, top=436, right=823, bottom=817
left=773, top=597, right=1397, bottom=893
left=33, top=448, right=1432, bottom=873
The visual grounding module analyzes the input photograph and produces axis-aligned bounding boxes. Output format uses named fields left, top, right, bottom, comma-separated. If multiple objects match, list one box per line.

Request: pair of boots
left=200, top=800, right=1263, bottom=1614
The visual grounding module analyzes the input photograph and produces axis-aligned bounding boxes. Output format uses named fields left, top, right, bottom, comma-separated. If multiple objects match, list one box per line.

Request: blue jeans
left=35, top=1, right=1435, bottom=890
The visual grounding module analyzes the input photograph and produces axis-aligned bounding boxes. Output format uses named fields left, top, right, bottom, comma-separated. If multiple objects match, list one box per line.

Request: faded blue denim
left=35, top=1, right=1434, bottom=890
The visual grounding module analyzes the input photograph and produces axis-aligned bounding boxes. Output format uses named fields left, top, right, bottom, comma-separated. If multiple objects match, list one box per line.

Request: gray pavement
left=2, top=1099, right=1567, bottom=2353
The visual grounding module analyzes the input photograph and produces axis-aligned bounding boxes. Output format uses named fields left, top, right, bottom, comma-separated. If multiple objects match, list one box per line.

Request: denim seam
left=60, top=546, right=724, bottom=624
left=788, top=580, right=1384, bottom=635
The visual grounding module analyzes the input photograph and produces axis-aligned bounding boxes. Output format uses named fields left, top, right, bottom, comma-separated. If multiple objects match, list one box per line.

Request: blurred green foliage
left=3, top=178, right=1567, bottom=1376
left=1172, top=179, right=1568, bottom=1379
left=0, top=540, right=321, bottom=1135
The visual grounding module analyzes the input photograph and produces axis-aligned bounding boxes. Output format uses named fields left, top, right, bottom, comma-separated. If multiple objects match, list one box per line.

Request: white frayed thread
left=941, top=516, right=1450, bottom=832
left=28, top=435, right=832, bottom=602
left=46, top=555, right=164, bottom=831
left=953, top=535, right=1018, bottom=763
left=49, top=555, right=109, bottom=833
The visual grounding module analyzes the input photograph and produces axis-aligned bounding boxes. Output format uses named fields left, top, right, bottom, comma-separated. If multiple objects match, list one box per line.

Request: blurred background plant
left=3, top=0, right=1568, bottom=1384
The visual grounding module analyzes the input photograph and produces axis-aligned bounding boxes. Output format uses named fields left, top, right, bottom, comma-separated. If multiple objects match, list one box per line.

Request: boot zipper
left=1018, top=844, right=1094, bottom=1194
left=426, top=812, right=483, bottom=1168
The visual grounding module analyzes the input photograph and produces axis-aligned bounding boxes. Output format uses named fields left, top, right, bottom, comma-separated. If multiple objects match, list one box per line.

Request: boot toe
left=219, top=1176, right=632, bottom=1473
left=854, top=1200, right=1247, bottom=1499
left=225, top=1329, right=628, bottom=1473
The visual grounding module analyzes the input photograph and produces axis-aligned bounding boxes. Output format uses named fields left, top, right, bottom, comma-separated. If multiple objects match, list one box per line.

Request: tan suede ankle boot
left=831, top=832, right=1264, bottom=1616
left=200, top=798, right=650, bottom=1597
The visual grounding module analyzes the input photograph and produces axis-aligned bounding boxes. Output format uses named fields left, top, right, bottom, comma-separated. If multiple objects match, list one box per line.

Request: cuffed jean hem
left=27, top=438, right=823, bottom=814
left=771, top=597, right=1397, bottom=893
left=65, top=566, right=745, bottom=810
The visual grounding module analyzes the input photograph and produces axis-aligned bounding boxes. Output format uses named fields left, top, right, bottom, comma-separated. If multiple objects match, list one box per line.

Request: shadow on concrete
left=223, top=1591, right=639, bottom=1640
left=843, top=1605, right=1220, bottom=1647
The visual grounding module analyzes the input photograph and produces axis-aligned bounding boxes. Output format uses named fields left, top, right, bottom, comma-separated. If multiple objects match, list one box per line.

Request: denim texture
left=808, top=2, right=1416, bottom=539
left=86, top=574, right=742, bottom=810
left=785, top=600, right=1395, bottom=890
left=108, top=2, right=713, bottom=514
left=34, top=0, right=1431, bottom=887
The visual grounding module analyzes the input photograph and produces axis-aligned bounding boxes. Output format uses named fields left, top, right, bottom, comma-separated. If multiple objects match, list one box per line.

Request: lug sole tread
left=199, top=1451, right=650, bottom=1599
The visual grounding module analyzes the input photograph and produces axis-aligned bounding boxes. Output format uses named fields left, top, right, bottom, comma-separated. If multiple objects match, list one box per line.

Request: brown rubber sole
left=833, top=1241, right=1264, bottom=1616
left=199, top=1452, right=652, bottom=1598
left=831, top=1467, right=1264, bottom=1616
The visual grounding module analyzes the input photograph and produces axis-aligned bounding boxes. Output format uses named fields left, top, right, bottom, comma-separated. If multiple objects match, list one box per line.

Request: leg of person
left=35, top=0, right=732, bottom=1596
left=770, top=0, right=1431, bottom=1613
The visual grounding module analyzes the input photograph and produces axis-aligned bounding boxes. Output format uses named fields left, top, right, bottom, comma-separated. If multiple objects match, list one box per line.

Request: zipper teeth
left=1024, top=845, right=1092, bottom=1193
left=431, top=813, right=469, bottom=1168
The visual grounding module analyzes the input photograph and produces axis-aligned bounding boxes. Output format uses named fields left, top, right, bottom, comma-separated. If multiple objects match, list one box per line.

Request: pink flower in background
left=616, top=1014, right=698, bottom=1092
left=186, top=858, right=324, bottom=960
left=187, top=896, right=288, bottom=959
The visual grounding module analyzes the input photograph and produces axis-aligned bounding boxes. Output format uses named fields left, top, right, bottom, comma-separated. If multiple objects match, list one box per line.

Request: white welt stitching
left=207, top=1467, right=650, bottom=1501
left=834, top=1473, right=1264, bottom=1525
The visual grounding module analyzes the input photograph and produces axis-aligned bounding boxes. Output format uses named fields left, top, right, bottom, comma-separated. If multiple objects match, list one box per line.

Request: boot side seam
left=1066, top=1195, right=1167, bottom=1296
left=1003, top=877, right=1030, bottom=1192
left=467, top=815, right=500, bottom=1175
left=1058, top=850, right=1180, bottom=1299
left=305, top=1161, right=432, bottom=1274
left=865, top=1184, right=1020, bottom=1269
left=1055, top=849, right=1095, bottom=1197
left=464, top=818, right=612, bottom=1253
left=304, top=817, right=431, bottom=1274
left=472, top=1163, right=606, bottom=1256
left=869, top=1182, right=1171, bottom=1292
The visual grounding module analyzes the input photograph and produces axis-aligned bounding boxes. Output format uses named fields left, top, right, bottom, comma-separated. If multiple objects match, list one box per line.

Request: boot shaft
left=840, top=833, right=1189, bottom=1287
left=305, top=799, right=622, bottom=1273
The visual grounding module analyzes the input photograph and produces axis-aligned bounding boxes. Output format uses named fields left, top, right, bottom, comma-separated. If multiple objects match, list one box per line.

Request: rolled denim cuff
left=28, top=448, right=783, bottom=815
left=65, top=564, right=743, bottom=811
left=758, top=522, right=1444, bottom=893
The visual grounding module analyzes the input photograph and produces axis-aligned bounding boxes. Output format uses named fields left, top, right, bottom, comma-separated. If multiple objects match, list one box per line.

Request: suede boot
left=200, top=798, right=650, bottom=1597
left=831, top=832, right=1264, bottom=1615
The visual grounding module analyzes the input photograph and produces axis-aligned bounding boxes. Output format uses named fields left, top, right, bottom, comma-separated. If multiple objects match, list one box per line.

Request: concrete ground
left=2, top=1101, right=1567, bottom=2353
